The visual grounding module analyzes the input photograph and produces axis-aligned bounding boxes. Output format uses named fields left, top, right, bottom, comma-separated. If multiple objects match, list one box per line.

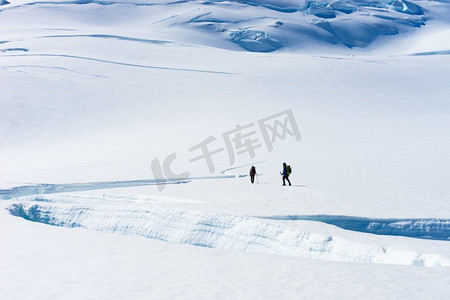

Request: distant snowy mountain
left=1, top=0, right=447, bottom=52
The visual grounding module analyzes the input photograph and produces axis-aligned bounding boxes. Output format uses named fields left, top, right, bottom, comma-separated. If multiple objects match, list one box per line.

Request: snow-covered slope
left=0, top=0, right=447, bottom=53
left=1, top=0, right=450, bottom=298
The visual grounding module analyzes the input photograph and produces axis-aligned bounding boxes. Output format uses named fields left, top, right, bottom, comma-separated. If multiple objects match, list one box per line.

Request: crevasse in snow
left=9, top=195, right=450, bottom=267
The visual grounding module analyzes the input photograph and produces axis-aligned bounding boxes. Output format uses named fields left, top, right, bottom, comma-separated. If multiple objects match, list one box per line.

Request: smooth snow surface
left=1, top=0, right=450, bottom=298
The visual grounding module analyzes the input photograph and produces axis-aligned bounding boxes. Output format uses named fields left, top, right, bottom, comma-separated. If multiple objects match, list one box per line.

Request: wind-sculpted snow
left=0, top=0, right=433, bottom=51
left=257, top=215, right=450, bottom=241
left=8, top=195, right=450, bottom=267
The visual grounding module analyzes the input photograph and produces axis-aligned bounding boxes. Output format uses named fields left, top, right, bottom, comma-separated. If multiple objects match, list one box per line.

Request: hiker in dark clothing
left=249, top=166, right=257, bottom=184
left=281, top=162, right=291, bottom=186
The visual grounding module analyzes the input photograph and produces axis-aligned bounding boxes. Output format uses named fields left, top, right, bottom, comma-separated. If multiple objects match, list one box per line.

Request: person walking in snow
left=249, top=166, right=257, bottom=184
left=281, top=162, right=291, bottom=186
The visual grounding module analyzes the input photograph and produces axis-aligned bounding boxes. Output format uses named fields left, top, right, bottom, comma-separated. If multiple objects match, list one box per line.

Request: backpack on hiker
left=286, top=165, right=291, bottom=176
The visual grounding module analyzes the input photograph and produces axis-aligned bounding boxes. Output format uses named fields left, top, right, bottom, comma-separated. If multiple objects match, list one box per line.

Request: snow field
left=1, top=0, right=450, bottom=298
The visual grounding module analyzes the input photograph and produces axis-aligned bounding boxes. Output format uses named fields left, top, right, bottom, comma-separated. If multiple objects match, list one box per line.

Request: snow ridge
left=9, top=195, right=450, bottom=267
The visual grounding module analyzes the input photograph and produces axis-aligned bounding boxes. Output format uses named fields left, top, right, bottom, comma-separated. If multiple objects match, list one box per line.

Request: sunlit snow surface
left=1, top=0, right=450, bottom=298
